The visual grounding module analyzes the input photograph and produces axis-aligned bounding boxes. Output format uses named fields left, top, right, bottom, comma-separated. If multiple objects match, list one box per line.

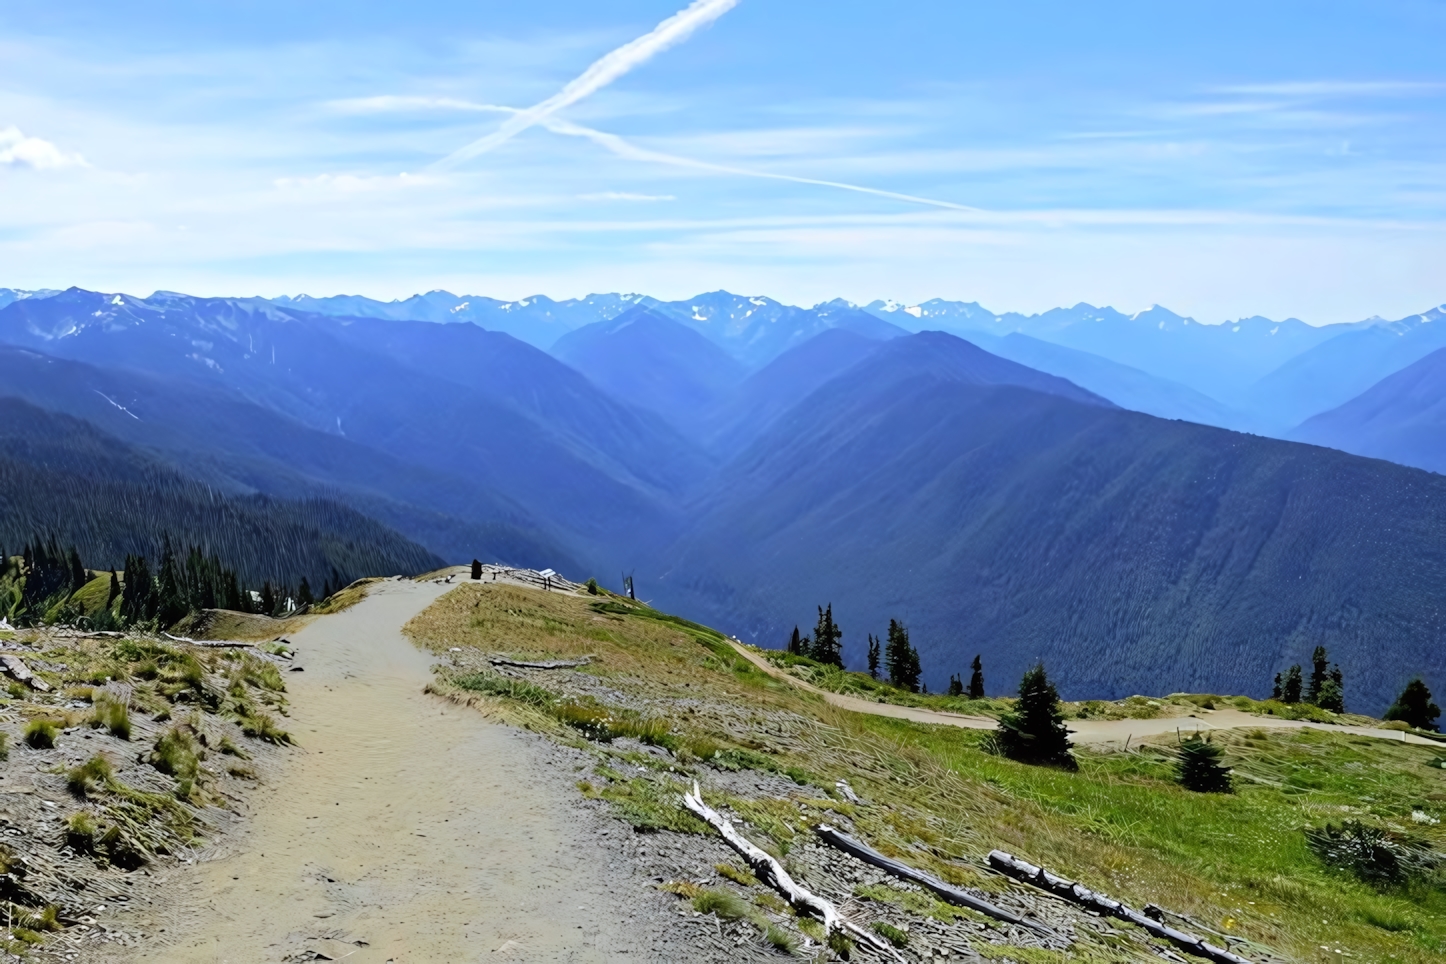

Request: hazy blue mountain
left=703, top=327, right=897, bottom=455
left=551, top=307, right=748, bottom=433
left=0, top=346, right=574, bottom=570
left=967, top=331, right=1259, bottom=432
left=1246, top=304, right=1446, bottom=429
left=0, top=289, right=708, bottom=571
left=270, top=290, right=655, bottom=349
left=1290, top=347, right=1446, bottom=475
left=0, top=397, right=443, bottom=586
left=0, top=289, right=59, bottom=310
left=864, top=298, right=1348, bottom=410
left=653, top=330, right=1446, bottom=715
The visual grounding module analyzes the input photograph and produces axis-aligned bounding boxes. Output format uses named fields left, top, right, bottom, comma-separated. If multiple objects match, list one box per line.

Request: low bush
left=872, top=921, right=909, bottom=947
left=67, top=754, right=114, bottom=796
left=23, top=718, right=58, bottom=749
left=90, top=692, right=131, bottom=740
left=1306, top=820, right=1441, bottom=886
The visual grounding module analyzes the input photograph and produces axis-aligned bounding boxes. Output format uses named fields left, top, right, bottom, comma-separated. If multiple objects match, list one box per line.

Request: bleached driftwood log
left=161, top=632, right=256, bottom=649
left=0, top=655, right=49, bottom=691
left=988, top=851, right=1252, bottom=964
left=682, top=782, right=895, bottom=956
left=488, top=656, right=591, bottom=670
left=815, top=825, right=1057, bottom=938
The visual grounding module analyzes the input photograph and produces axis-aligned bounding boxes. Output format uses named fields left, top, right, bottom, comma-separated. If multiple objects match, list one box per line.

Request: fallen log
left=0, top=655, right=50, bottom=692
left=681, top=782, right=897, bottom=958
left=815, top=825, right=1057, bottom=938
left=161, top=632, right=256, bottom=649
left=488, top=656, right=591, bottom=670
left=988, top=851, right=1252, bottom=964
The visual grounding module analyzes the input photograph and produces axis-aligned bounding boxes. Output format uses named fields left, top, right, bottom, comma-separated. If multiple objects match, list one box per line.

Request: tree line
left=786, top=603, right=985, bottom=698
left=1, top=534, right=346, bottom=629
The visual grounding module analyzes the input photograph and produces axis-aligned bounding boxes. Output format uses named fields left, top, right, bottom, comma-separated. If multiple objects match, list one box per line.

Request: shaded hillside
left=0, top=347, right=573, bottom=571
left=653, top=332, right=1446, bottom=715
left=0, top=398, right=442, bottom=587
left=969, top=332, right=1259, bottom=433
left=551, top=307, right=747, bottom=433
left=703, top=327, right=891, bottom=455
left=0, top=289, right=708, bottom=571
left=1291, top=347, right=1446, bottom=475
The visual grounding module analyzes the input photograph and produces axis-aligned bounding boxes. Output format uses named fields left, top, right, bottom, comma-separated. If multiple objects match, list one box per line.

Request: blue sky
left=1, top=0, right=1444, bottom=323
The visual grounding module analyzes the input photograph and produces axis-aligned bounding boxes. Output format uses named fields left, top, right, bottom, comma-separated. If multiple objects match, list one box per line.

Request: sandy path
left=730, top=642, right=1441, bottom=747
left=141, top=578, right=656, bottom=963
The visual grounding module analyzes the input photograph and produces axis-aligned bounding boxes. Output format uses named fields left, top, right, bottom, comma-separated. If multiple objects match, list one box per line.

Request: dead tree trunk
left=988, top=851, right=1252, bottom=964
left=815, top=825, right=1057, bottom=938
left=682, top=782, right=896, bottom=957
left=488, top=656, right=590, bottom=669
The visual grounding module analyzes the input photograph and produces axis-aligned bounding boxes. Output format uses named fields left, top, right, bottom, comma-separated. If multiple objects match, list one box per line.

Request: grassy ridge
left=407, top=582, right=1446, bottom=963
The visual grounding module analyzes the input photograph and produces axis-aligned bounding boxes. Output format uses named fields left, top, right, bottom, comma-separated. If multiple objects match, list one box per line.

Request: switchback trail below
left=728, top=642, right=1439, bottom=747
left=131, top=577, right=664, bottom=963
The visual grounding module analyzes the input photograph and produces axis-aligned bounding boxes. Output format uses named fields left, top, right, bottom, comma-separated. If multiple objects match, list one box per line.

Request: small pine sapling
left=1176, top=734, right=1232, bottom=793
left=995, top=664, right=1076, bottom=769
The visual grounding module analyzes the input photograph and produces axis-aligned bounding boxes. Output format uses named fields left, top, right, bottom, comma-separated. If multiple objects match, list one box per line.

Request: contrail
left=431, top=0, right=738, bottom=171
left=540, top=117, right=981, bottom=213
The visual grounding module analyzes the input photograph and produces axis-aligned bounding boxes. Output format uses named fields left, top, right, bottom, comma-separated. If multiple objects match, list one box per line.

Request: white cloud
left=432, top=0, right=739, bottom=170
left=273, top=171, right=440, bottom=193
left=0, top=126, right=86, bottom=169
left=326, top=95, right=513, bottom=115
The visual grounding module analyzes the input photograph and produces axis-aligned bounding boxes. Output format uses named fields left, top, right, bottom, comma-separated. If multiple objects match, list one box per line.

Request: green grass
left=407, top=578, right=1446, bottom=964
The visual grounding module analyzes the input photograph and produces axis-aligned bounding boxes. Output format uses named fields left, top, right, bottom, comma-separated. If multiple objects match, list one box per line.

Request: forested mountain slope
left=0, top=398, right=441, bottom=587
left=654, top=332, right=1446, bottom=715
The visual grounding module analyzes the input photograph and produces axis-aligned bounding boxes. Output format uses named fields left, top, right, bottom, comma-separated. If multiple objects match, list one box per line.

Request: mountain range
left=3, top=285, right=1444, bottom=712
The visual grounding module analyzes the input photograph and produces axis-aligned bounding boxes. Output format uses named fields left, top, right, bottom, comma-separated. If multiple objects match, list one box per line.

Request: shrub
left=67, top=754, right=114, bottom=796
left=0, top=730, right=8, bottom=761
left=23, top=718, right=58, bottom=749
left=150, top=725, right=203, bottom=782
left=692, top=888, right=752, bottom=920
left=1306, top=820, right=1441, bottom=885
left=715, top=862, right=759, bottom=887
left=240, top=711, right=293, bottom=745
left=1175, top=734, right=1232, bottom=793
left=872, top=921, right=909, bottom=947
left=90, top=692, right=132, bottom=740
left=66, top=811, right=98, bottom=853
left=585, top=578, right=600, bottom=595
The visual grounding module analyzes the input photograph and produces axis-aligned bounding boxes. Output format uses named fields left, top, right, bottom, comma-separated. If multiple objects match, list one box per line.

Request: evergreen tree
left=810, top=605, right=843, bottom=667
left=1316, top=672, right=1345, bottom=713
left=1384, top=679, right=1441, bottom=732
left=471, top=559, right=482, bottom=580
left=106, top=570, right=120, bottom=609
left=298, top=577, right=315, bottom=608
left=68, top=547, right=87, bottom=594
left=155, top=540, right=187, bottom=628
left=884, top=619, right=921, bottom=691
left=1307, top=646, right=1330, bottom=704
left=788, top=625, right=808, bottom=656
left=995, top=664, right=1075, bottom=769
left=968, top=654, right=985, bottom=700
left=1281, top=664, right=1303, bottom=704
left=1272, top=672, right=1283, bottom=700
left=947, top=673, right=963, bottom=696
left=866, top=634, right=880, bottom=679
left=1176, top=734, right=1232, bottom=793
left=260, top=581, right=276, bottom=617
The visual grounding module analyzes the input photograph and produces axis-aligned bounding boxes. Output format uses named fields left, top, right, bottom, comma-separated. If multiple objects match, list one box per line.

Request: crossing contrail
left=431, top=0, right=738, bottom=171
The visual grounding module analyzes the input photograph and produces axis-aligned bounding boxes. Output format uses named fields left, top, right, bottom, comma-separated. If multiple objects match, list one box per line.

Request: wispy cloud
left=0, top=126, right=86, bottom=170
left=578, top=191, right=676, bottom=201
left=431, top=0, right=738, bottom=171
left=1212, top=81, right=1445, bottom=97
left=327, top=95, right=513, bottom=115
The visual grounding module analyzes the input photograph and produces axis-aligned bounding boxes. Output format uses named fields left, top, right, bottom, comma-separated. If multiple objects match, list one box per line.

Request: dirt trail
left=137, top=577, right=657, bottom=963
left=729, top=642, right=1441, bottom=747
